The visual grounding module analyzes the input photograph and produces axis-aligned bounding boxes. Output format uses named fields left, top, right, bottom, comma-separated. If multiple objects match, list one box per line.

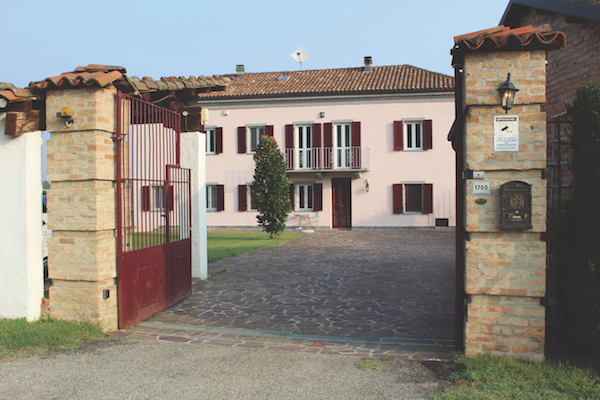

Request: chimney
left=236, top=64, right=245, bottom=77
left=363, top=56, right=372, bottom=72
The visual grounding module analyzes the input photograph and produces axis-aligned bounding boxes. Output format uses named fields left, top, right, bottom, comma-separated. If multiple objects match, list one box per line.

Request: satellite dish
left=291, top=47, right=309, bottom=70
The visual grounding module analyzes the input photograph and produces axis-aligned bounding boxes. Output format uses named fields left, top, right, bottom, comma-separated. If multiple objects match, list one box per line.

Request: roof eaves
left=501, top=0, right=600, bottom=26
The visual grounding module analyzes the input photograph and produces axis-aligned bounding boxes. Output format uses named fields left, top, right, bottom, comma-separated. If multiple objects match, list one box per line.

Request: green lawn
left=429, top=353, right=600, bottom=400
left=208, top=231, right=307, bottom=263
left=0, top=318, right=105, bottom=361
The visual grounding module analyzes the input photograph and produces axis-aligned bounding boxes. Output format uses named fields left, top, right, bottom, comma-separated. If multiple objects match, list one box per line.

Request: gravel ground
left=0, top=337, right=451, bottom=400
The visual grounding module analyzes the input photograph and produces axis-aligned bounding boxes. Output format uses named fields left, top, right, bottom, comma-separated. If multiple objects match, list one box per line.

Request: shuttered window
left=393, top=183, right=433, bottom=214
left=393, top=120, right=432, bottom=151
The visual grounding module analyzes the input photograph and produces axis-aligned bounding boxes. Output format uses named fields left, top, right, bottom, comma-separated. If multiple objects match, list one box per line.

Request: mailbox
left=501, top=181, right=532, bottom=230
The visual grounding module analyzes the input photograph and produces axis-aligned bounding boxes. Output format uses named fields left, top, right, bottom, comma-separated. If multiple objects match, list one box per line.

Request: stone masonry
left=45, top=86, right=118, bottom=330
left=463, top=50, right=547, bottom=360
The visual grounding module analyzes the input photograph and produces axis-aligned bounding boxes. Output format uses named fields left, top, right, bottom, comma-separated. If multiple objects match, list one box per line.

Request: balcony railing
left=285, top=146, right=370, bottom=171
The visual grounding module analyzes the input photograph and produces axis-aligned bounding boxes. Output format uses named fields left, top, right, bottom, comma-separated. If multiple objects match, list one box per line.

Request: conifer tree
left=253, top=136, right=292, bottom=238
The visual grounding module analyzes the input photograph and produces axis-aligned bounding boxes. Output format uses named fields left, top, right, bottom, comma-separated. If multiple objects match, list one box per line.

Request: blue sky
left=1, top=0, right=508, bottom=88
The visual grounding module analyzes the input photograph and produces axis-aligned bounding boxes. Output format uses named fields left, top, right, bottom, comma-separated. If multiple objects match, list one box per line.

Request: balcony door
left=332, top=178, right=351, bottom=228
left=298, top=125, right=313, bottom=170
left=336, top=123, right=352, bottom=168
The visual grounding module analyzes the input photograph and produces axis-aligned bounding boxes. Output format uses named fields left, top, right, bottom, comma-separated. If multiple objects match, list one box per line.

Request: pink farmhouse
left=195, top=58, right=456, bottom=229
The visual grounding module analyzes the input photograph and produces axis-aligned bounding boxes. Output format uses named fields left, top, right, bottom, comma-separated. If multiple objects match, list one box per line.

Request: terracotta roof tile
left=197, top=65, right=454, bottom=99
left=0, top=83, right=37, bottom=103
left=29, top=64, right=231, bottom=94
left=453, top=24, right=566, bottom=53
left=29, top=65, right=128, bottom=91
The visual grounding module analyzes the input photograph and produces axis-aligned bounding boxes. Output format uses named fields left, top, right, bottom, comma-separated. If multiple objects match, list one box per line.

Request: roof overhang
left=501, top=0, right=600, bottom=27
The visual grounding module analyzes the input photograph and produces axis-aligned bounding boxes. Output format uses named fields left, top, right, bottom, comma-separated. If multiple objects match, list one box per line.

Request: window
left=290, top=182, right=323, bottom=212
left=238, top=184, right=257, bottom=211
left=141, top=185, right=166, bottom=211
left=335, top=123, right=352, bottom=168
left=205, top=127, right=222, bottom=155
left=238, top=125, right=273, bottom=153
left=207, top=184, right=224, bottom=212
left=250, top=126, right=265, bottom=152
left=393, top=120, right=432, bottom=151
left=392, top=183, right=433, bottom=214
left=296, top=183, right=314, bottom=211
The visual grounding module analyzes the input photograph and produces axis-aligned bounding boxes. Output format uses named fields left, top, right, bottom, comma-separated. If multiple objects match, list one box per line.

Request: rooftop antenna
left=291, top=47, right=309, bottom=70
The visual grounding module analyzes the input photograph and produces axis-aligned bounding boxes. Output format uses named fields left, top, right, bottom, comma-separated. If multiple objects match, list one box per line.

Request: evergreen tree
left=253, top=136, right=292, bottom=238
left=558, top=80, right=600, bottom=351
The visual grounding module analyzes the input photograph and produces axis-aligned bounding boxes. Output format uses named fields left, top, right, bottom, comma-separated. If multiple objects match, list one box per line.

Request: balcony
left=285, top=146, right=370, bottom=172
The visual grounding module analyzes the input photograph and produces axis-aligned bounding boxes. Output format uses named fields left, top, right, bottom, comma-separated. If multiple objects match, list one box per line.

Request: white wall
left=0, top=114, right=44, bottom=320
left=180, top=131, right=208, bottom=279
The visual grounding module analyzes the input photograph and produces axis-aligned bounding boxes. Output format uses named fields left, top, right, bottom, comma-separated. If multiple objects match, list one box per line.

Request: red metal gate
left=114, top=91, right=192, bottom=329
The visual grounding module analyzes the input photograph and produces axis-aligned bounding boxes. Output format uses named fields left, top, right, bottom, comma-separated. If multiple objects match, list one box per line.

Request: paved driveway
left=147, top=229, right=455, bottom=341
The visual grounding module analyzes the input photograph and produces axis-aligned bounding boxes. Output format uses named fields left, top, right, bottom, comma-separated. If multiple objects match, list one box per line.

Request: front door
left=332, top=178, right=351, bottom=228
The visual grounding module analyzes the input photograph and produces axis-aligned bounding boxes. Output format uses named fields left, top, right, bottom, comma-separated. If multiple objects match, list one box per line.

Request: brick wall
left=462, top=51, right=547, bottom=361
left=45, top=86, right=118, bottom=330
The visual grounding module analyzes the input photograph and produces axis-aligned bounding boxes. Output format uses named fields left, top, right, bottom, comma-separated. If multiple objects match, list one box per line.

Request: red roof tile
left=29, top=64, right=230, bottom=94
left=453, top=24, right=566, bottom=53
left=196, top=65, right=454, bottom=99
left=0, top=83, right=37, bottom=103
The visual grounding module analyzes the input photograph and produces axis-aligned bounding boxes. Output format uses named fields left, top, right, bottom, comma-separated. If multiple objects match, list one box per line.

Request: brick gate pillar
left=452, top=27, right=566, bottom=360
left=45, top=86, right=118, bottom=330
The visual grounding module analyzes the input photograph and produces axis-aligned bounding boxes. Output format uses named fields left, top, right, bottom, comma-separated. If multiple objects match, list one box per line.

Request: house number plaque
left=500, top=181, right=532, bottom=230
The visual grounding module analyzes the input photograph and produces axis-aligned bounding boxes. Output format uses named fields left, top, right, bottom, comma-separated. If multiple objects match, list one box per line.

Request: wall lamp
left=319, top=112, right=325, bottom=118
left=498, top=73, right=519, bottom=113
left=56, top=106, right=74, bottom=126
left=365, top=179, right=370, bottom=192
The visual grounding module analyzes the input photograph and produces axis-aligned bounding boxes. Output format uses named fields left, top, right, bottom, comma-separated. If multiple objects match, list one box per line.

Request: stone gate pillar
left=45, top=85, right=118, bottom=330
left=452, top=26, right=566, bottom=360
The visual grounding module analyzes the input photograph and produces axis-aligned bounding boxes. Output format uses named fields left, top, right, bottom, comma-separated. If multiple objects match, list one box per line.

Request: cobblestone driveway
left=148, top=229, right=455, bottom=341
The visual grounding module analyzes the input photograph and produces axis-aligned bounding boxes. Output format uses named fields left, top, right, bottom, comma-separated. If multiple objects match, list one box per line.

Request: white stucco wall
left=202, top=97, right=456, bottom=229
left=0, top=114, right=44, bottom=320
left=180, top=131, right=208, bottom=279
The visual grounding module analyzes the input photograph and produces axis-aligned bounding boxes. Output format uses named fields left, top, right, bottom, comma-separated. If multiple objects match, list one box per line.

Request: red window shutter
left=324, top=123, right=333, bottom=147
left=314, top=183, right=323, bottom=211
left=423, top=120, right=433, bottom=150
left=289, top=183, right=295, bottom=211
left=141, top=186, right=150, bottom=211
left=285, top=124, right=294, bottom=169
left=237, top=127, right=246, bottom=153
left=393, top=184, right=403, bottom=214
left=393, top=121, right=404, bottom=151
left=351, top=121, right=361, bottom=147
left=216, top=184, right=225, bottom=211
left=215, top=127, right=223, bottom=154
left=423, top=183, right=433, bottom=214
left=285, top=124, right=294, bottom=149
left=238, top=185, right=247, bottom=211
left=312, top=124, right=322, bottom=147
left=265, top=125, right=274, bottom=137
left=166, top=185, right=174, bottom=212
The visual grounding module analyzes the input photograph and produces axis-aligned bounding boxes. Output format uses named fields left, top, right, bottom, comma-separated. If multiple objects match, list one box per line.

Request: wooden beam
left=4, top=110, right=41, bottom=136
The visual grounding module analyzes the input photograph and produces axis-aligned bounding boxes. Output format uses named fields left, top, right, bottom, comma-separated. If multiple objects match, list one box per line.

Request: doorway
left=332, top=178, right=351, bottom=228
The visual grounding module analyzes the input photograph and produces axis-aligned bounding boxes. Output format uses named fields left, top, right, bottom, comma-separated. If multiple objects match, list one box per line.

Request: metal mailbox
left=501, top=181, right=532, bottom=230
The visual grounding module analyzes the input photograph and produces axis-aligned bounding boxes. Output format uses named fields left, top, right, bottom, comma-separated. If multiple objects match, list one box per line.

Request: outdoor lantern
left=498, top=73, right=519, bottom=113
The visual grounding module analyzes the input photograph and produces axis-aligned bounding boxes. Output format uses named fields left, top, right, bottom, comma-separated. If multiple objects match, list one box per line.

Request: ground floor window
left=141, top=185, right=165, bottom=211
left=207, top=184, right=224, bottom=212
left=393, top=183, right=433, bottom=214
left=296, top=183, right=314, bottom=211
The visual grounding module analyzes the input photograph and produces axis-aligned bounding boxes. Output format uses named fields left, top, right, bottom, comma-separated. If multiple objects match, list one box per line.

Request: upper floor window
left=250, top=126, right=265, bottom=152
left=238, top=125, right=273, bottom=153
left=297, top=125, right=313, bottom=169
left=205, top=127, right=222, bottom=155
left=404, top=122, right=422, bottom=150
left=393, top=120, right=433, bottom=151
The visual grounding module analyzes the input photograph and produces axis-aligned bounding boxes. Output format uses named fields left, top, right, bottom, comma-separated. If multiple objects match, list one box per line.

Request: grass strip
left=208, top=231, right=307, bottom=263
left=0, top=318, right=105, bottom=361
left=429, top=353, right=600, bottom=400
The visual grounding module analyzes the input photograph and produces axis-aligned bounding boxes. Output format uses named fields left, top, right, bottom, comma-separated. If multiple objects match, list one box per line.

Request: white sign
left=472, top=180, right=492, bottom=195
left=494, top=116, right=519, bottom=152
